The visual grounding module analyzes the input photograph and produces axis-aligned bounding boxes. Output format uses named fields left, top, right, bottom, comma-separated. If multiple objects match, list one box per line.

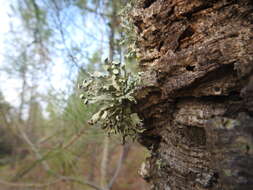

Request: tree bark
left=132, top=0, right=253, bottom=190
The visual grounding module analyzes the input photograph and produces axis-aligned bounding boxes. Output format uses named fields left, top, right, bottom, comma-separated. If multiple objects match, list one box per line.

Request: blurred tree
left=0, top=0, right=148, bottom=190
left=0, top=92, right=25, bottom=165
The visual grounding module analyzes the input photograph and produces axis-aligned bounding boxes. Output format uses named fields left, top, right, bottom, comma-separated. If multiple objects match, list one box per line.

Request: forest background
left=0, top=0, right=149, bottom=190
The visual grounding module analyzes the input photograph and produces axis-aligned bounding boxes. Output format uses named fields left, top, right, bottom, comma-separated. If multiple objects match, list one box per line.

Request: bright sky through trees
left=0, top=0, right=108, bottom=107
left=0, top=0, right=16, bottom=104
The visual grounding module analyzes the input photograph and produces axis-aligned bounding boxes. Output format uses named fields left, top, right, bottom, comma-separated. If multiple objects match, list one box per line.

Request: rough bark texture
left=132, top=0, right=253, bottom=189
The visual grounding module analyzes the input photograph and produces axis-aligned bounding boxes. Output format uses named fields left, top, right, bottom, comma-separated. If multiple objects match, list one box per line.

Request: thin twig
left=0, top=178, right=62, bottom=188
left=62, top=128, right=87, bottom=149
left=16, top=124, right=51, bottom=172
left=0, top=176, right=103, bottom=190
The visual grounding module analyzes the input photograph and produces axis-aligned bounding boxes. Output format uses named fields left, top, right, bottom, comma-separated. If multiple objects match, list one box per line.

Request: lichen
left=79, top=59, right=144, bottom=143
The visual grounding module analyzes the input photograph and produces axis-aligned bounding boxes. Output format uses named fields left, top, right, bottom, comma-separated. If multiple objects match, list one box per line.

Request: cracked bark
left=132, top=0, right=253, bottom=189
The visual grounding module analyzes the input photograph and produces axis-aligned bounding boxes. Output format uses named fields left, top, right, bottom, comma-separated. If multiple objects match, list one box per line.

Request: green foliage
left=49, top=148, right=77, bottom=174
left=79, top=59, right=144, bottom=143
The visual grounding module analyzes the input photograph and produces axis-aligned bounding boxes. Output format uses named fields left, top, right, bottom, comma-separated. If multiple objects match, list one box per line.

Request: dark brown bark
left=132, top=0, right=253, bottom=189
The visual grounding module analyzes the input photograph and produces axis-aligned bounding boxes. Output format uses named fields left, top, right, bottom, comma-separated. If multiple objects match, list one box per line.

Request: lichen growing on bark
left=79, top=59, right=144, bottom=143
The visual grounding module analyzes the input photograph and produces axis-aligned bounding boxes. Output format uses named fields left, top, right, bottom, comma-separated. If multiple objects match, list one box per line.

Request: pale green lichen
left=79, top=59, right=144, bottom=143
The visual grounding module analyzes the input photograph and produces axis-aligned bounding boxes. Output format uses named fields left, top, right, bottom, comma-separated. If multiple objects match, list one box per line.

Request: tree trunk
left=132, top=0, right=253, bottom=190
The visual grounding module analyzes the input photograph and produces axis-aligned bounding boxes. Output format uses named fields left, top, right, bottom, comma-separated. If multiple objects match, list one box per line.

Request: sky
left=0, top=0, right=9, bottom=63
left=0, top=0, right=108, bottom=107
left=0, top=0, right=18, bottom=104
left=0, top=0, right=69, bottom=106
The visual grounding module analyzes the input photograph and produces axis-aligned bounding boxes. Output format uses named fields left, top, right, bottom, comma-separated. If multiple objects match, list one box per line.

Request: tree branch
left=0, top=176, right=103, bottom=190
left=16, top=124, right=51, bottom=172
